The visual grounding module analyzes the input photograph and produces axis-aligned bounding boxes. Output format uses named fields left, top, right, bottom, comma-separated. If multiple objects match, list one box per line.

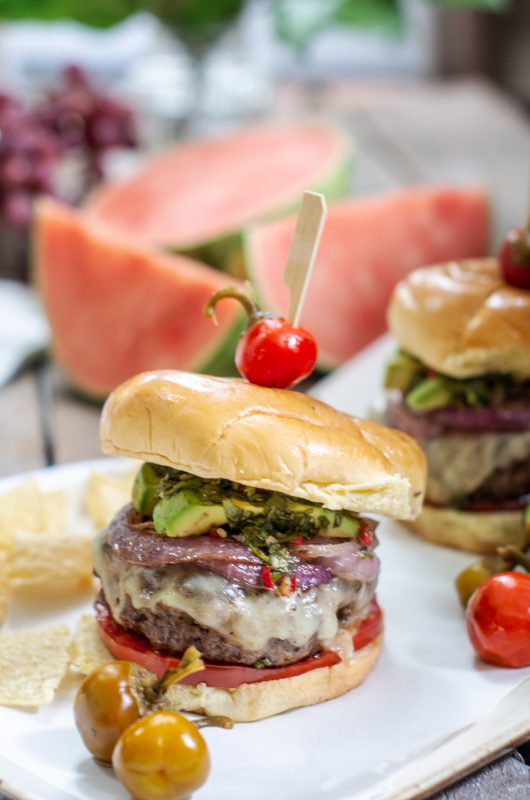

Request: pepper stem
left=497, top=545, right=530, bottom=572
left=204, top=287, right=262, bottom=327
left=145, top=646, right=205, bottom=703
left=194, top=715, right=234, bottom=730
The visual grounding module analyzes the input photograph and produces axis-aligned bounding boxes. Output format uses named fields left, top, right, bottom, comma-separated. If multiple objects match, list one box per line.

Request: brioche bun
left=388, top=258, right=530, bottom=379
left=407, top=504, right=529, bottom=555
left=161, top=634, right=382, bottom=722
left=101, top=371, right=426, bottom=520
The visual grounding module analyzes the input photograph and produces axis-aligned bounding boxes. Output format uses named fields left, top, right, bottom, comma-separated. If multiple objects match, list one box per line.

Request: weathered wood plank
left=0, top=371, right=46, bottom=477
left=280, top=79, right=529, bottom=246
left=431, top=752, right=530, bottom=799
left=50, top=367, right=102, bottom=466
left=354, top=80, right=529, bottom=244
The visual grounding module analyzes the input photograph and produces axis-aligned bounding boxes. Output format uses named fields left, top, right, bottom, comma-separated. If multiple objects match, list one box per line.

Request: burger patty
left=92, top=527, right=374, bottom=667
left=465, top=457, right=530, bottom=507
left=424, top=429, right=530, bottom=506
left=117, top=595, right=321, bottom=666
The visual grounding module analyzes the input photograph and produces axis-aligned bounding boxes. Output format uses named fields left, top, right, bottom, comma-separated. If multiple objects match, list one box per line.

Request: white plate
left=1, top=342, right=529, bottom=800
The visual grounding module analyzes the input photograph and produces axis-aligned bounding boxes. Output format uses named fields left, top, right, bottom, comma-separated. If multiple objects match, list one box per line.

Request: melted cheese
left=425, top=429, right=530, bottom=504
left=92, top=531, right=374, bottom=653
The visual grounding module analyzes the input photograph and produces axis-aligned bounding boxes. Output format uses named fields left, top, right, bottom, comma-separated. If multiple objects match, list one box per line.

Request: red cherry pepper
left=261, top=566, right=274, bottom=590
left=498, top=226, right=530, bottom=290
left=358, top=526, right=373, bottom=548
left=205, top=287, right=317, bottom=389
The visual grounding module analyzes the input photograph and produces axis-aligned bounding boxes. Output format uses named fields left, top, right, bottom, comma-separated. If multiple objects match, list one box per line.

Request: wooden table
left=1, top=78, right=530, bottom=799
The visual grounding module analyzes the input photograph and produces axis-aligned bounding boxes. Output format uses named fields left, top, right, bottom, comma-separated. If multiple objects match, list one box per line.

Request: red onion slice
left=385, top=391, right=530, bottom=440
left=109, top=506, right=261, bottom=567
left=291, top=540, right=363, bottom=559
left=291, top=539, right=380, bottom=583
left=109, top=506, right=378, bottom=588
left=319, top=551, right=380, bottom=582
left=196, top=559, right=333, bottom=590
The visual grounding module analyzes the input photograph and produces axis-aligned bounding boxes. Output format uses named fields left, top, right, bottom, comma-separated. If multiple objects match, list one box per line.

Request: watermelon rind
left=58, top=310, right=248, bottom=403
left=198, top=312, right=246, bottom=376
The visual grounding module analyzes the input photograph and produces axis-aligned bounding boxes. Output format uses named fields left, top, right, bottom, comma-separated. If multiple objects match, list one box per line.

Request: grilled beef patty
left=465, top=458, right=530, bottom=508
left=116, top=594, right=320, bottom=666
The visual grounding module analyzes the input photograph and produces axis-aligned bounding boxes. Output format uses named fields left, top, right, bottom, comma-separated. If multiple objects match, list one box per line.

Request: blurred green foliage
left=0, top=0, right=509, bottom=48
left=149, top=0, right=246, bottom=29
left=275, top=0, right=507, bottom=48
left=274, top=0, right=403, bottom=50
left=0, top=0, right=139, bottom=27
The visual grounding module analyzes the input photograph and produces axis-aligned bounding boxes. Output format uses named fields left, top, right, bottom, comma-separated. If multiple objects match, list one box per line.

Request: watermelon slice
left=85, top=123, right=351, bottom=272
left=34, top=200, right=246, bottom=399
left=245, top=187, right=489, bottom=369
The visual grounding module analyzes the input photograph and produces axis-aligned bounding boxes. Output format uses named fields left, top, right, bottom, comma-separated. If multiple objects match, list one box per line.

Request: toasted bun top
left=388, top=258, right=530, bottom=378
left=100, top=371, right=426, bottom=519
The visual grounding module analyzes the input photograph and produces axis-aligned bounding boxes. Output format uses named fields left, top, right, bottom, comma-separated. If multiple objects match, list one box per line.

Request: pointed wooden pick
left=284, top=191, right=327, bottom=327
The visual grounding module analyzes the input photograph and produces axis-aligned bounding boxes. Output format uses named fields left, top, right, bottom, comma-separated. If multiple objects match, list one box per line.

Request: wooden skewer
left=284, top=191, right=327, bottom=327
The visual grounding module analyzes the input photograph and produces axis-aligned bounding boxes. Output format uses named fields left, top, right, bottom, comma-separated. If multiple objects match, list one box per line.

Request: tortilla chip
left=0, top=529, right=13, bottom=626
left=0, top=481, right=66, bottom=536
left=11, top=530, right=94, bottom=589
left=71, top=613, right=112, bottom=675
left=42, top=489, right=68, bottom=533
left=85, top=472, right=134, bottom=529
left=0, top=624, right=71, bottom=706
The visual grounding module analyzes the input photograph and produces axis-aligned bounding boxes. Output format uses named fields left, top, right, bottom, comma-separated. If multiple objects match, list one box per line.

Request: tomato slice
left=352, top=596, right=383, bottom=651
left=95, top=597, right=382, bottom=688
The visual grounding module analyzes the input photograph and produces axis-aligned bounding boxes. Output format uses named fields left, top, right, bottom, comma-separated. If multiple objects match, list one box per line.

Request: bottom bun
left=407, top=504, right=528, bottom=555
left=162, top=634, right=382, bottom=722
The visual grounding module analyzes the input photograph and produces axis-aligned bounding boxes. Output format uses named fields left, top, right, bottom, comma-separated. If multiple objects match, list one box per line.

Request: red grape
left=1, top=191, right=32, bottom=227
left=0, top=65, right=136, bottom=230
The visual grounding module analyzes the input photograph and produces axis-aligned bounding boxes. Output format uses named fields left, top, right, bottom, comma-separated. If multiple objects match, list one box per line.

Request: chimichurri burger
left=383, top=258, right=530, bottom=554
left=95, top=370, right=425, bottom=721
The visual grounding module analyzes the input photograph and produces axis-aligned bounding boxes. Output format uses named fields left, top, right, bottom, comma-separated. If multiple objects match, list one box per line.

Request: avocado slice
left=223, top=495, right=359, bottom=538
left=132, top=463, right=165, bottom=515
left=406, top=377, right=453, bottom=411
left=384, top=350, right=422, bottom=392
left=153, top=490, right=228, bottom=537
left=286, top=502, right=360, bottom=538
left=222, top=497, right=264, bottom=525
left=151, top=482, right=361, bottom=540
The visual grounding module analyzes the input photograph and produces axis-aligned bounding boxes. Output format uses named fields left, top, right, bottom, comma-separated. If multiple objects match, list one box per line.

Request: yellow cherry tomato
left=112, top=711, right=210, bottom=800
left=74, top=661, right=142, bottom=763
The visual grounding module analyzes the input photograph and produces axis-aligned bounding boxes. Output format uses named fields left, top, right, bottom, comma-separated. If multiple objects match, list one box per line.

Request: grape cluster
left=0, top=94, right=61, bottom=227
left=0, top=66, right=136, bottom=228
left=37, top=65, right=136, bottom=181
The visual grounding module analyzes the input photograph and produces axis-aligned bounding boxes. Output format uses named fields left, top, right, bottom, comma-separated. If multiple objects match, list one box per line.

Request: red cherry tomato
left=205, top=287, right=318, bottom=389
left=235, top=317, right=317, bottom=388
left=498, top=227, right=530, bottom=290
left=466, top=572, right=530, bottom=668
